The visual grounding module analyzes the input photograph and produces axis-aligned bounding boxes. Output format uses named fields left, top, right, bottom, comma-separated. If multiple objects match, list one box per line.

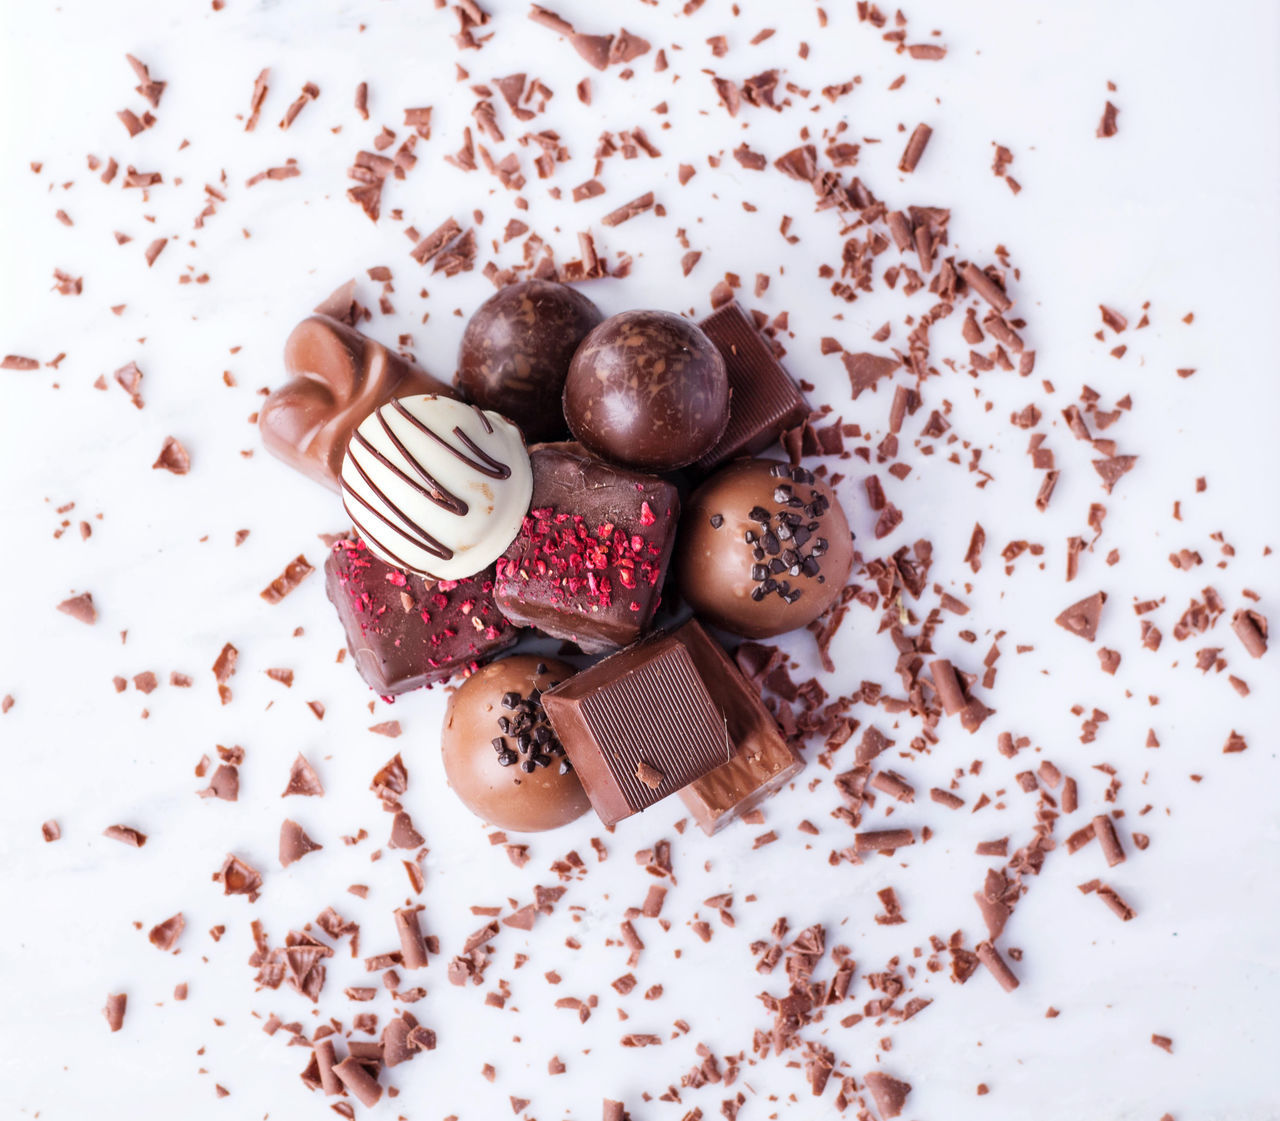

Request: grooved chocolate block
left=541, top=630, right=733, bottom=827
left=325, top=538, right=516, bottom=696
left=672, top=620, right=805, bottom=834
left=493, top=443, right=679, bottom=653
left=693, top=303, right=810, bottom=472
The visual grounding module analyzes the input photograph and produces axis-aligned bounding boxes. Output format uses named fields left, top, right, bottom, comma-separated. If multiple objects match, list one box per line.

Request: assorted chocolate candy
left=261, top=315, right=453, bottom=491
left=456, top=279, right=603, bottom=443
left=441, top=656, right=591, bottom=832
left=264, top=279, right=852, bottom=834
left=676, top=458, right=854, bottom=639
left=339, top=394, right=532, bottom=580
left=563, top=310, right=729, bottom=471
left=494, top=442, right=679, bottom=653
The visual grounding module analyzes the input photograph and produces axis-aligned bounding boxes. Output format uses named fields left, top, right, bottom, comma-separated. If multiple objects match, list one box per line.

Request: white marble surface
left=1, top=1, right=1278, bottom=1119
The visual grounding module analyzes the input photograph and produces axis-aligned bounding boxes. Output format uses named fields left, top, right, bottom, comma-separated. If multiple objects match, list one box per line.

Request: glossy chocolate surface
left=541, top=629, right=733, bottom=828
left=693, top=302, right=810, bottom=472
left=671, top=620, right=805, bottom=834
left=494, top=442, right=679, bottom=653
left=676, top=459, right=854, bottom=639
left=563, top=310, right=728, bottom=471
left=261, top=316, right=452, bottom=491
left=324, top=538, right=515, bottom=695
left=456, top=280, right=603, bottom=443
left=441, top=655, right=591, bottom=833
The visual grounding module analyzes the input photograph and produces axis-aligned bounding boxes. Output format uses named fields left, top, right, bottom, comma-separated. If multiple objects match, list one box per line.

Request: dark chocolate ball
left=563, top=310, right=729, bottom=471
left=442, top=656, right=591, bottom=832
left=456, top=280, right=603, bottom=443
left=676, top=459, right=854, bottom=639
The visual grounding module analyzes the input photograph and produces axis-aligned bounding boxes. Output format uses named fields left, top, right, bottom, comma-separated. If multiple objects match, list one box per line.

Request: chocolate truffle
left=340, top=394, right=532, bottom=580
left=442, top=656, right=591, bottom=832
left=563, top=310, right=729, bottom=471
left=261, top=315, right=452, bottom=491
left=676, top=459, right=853, bottom=638
left=494, top=443, right=679, bottom=653
left=325, top=537, right=515, bottom=695
left=457, top=280, right=603, bottom=443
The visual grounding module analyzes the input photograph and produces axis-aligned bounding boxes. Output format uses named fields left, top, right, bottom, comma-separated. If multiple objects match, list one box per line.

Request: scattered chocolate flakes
left=635, top=760, right=665, bottom=790
left=279, top=819, right=323, bottom=867
left=2, top=355, right=40, bottom=370
left=1231, top=609, right=1268, bottom=659
left=1096, top=100, right=1120, bottom=138
left=212, top=854, right=262, bottom=900
left=1092, top=815, right=1126, bottom=867
left=103, top=993, right=127, bottom=1032
left=898, top=123, right=932, bottom=173
left=152, top=437, right=191, bottom=475
left=601, top=191, right=655, bottom=227
left=104, top=824, right=147, bottom=848
left=864, top=1071, right=912, bottom=1118
left=149, top=913, right=185, bottom=951
left=283, top=753, right=324, bottom=797
left=975, top=941, right=1019, bottom=992
left=1222, top=730, right=1248, bottom=755
left=260, top=554, right=314, bottom=603
left=41, top=819, right=61, bottom=842
left=1056, top=592, right=1106, bottom=641
left=57, top=592, right=97, bottom=625
left=198, top=764, right=239, bottom=802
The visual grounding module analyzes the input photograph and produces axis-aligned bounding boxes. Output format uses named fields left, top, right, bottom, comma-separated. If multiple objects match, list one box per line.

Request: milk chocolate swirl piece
left=340, top=394, right=532, bottom=580
left=260, top=315, right=453, bottom=491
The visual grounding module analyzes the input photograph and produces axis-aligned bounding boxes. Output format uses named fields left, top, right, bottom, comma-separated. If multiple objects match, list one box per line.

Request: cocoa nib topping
left=490, top=666, right=572, bottom=775
left=711, top=463, right=832, bottom=608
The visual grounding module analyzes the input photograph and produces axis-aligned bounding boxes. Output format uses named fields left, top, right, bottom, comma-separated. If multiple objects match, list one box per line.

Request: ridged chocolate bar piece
left=693, top=303, right=809, bottom=472
left=673, top=620, right=805, bottom=834
left=325, top=538, right=515, bottom=696
left=542, top=629, right=733, bottom=827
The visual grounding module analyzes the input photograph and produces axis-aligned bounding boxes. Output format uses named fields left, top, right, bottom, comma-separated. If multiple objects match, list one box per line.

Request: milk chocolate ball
left=676, top=459, right=854, bottom=639
left=563, top=310, right=729, bottom=471
left=457, top=281, right=603, bottom=442
left=442, top=656, right=591, bottom=832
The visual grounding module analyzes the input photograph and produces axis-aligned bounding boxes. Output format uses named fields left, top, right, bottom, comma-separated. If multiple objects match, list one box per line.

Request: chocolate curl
left=852, top=829, right=915, bottom=854
left=315, top=1037, right=342, bottom=1096
left=395, top=906, right=429, bottom=969
left=1092, top=814, right=1126, bottom=867
left=976, top=941, right=1020, bottom=992
left=928, top=658, right=966, bottom=715
left=333, top=1056, right=382, bottom=1107
left=103, top=992, right=127, bottom=1032
left=1231, top=609, right=1268, bottom=658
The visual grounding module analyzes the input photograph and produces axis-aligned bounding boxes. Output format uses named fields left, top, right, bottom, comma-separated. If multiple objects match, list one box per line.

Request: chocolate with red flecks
left=325, top=537, right=515, bottom=695
left=494, top=443, right=679, bottom=653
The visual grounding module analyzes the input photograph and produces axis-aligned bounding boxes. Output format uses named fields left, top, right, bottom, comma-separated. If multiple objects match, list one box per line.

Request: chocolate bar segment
left=494, top=443, right=679, bottom=653
left=673, top=620, right=804, bottom=833
left=693, top=303, right=809, bottom=472
left=325, top=538, right=515, bottom=695
left=542, top=630, right=732, bottom=827
left=261, top=316, right=452, bottom=491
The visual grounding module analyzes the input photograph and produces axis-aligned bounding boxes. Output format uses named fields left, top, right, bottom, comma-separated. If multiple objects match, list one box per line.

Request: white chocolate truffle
left=340, top=395, right=532, bottom=580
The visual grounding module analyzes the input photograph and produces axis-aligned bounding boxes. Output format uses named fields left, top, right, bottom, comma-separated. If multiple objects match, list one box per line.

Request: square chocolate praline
left=493, top=443, right=680, bottom=653
left=325, top=538, right=516, bottom=696
left=693, top=302, right=810, bottom=473
left=672, top=620, right=805, bottom=834
left=541, top=629, right=733, bottom=827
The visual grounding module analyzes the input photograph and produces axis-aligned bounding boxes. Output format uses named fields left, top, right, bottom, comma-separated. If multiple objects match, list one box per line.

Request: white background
left=1, top=1, right=1277, bottom=1119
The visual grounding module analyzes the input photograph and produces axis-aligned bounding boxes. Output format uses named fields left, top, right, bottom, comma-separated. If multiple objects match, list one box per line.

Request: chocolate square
left=325, top=538, right=516, bottom=695
left=493, top=443, right=679, bottom=653
left=541, top=629, right=733, bottom=827
left=693, top=303, right=810, bottom=472
left=672, top=620, right=805, bottom=834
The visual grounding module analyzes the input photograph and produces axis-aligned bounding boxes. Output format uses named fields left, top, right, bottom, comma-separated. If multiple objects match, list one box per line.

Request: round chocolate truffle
left=563, top=310, right=729, bottom=471
left=675, top=459, right=854, bottom=639
left=442, top=656, right=591, bottom=832
left=457, top=281, right=604, bottom=443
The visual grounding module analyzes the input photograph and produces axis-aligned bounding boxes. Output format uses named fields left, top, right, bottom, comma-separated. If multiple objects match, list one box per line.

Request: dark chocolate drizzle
left=374, top=407, right=468, bottom=515
left=390, top=398, right=512, bottom=479
left=344, top=446, right=455, bottom=563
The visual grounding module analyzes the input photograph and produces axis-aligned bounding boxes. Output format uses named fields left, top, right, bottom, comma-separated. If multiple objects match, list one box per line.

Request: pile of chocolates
left=261, top=282, right=854, bottom=835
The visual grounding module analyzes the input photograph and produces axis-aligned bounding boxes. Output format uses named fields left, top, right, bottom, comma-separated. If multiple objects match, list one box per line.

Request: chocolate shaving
left=898, top=123, right=932, bottom=173
left=260, top=554, right=314, bottom=603
left=601, top=191, right=655, bottom=227
left=1096, top=100, right=1119, bottom=138
left=104, top=824, right=147, bottom=848
left=152, top=437, right=190, bottom=475
left=103, top=993, right=127, bottom=1032
left=283, top=753, right=324, bottom=797
left=57, top=592, right=97, bottom=625
left=842, top=352, right=898, bottom=399
left=279, top=819, right=323, bottom=867
left=1055, top=592, right=1106, bottom=641
left=148, top=913, right=185, bottom=951
left=975, top=941, right=1019, bottom=992
left=213, top=854, right=262, bottom=899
